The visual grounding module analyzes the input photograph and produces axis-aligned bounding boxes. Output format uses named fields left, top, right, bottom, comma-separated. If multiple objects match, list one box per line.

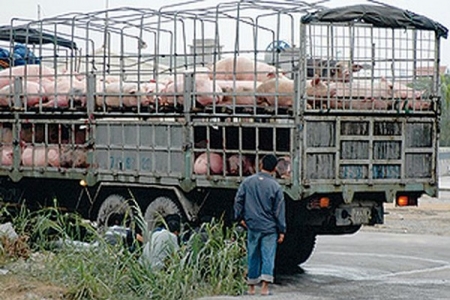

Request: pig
left=2, top=127, right=13, bottom=143
left=215, top=80, right=262, bottom=91
left=307, top=59, right=364, bottom=82
left=210, top=56, right=283, bottom=82
left=276, top=156, right=291, bottom=179
left=1, top=127, right=15, bottom=165
left=331, top=77, right=393, bottom=99
left=307, top=77, right=394, bottom=110
left=227, top=154, right=255, bottom=176
left=256, top=75, right=336, bottom=107
left=42, top=77, right=87, bottom=108
left=395, top=98, right=431, bottom=111
left=388, top=80, right=424, bottom=100
left=0, top=65, right=56, bottom=89
left=193, top=152, right=223, bottom=175
left=60, top=147, right=88, bottom=168
left=1, top=145, right=13, bottom=166
left=160, top=75, right=223, bottom=107
left=96, top=74, right=123, bottom=85
left=21, top=145, right=60, bottom=167
left=221, top=86, right=258, bottom=106
left=306, top=75, right=337, bottom=98
left=336, top=98, right=389, bottom=110
left=96, top=82, right=149, bottom=108
left=0, top=81, right=46, bottom=107
left=256, top=76, right=295, bottom=107
left=141, top=80, right=165, bottom=105
left=216, top=80, right=262, bottom=106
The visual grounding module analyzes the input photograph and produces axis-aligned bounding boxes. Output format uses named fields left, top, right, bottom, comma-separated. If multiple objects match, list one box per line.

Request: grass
left=0, top=201, right=247, bottom=300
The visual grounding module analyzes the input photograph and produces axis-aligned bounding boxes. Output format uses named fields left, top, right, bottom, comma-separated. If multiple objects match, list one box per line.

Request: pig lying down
left=0, top=62, right=431, bottom=112
left=0, top=65, right=89, bottom=109
left=306, top=77, right=430, bottom=111
left=20, top=145, right=89, bottom=168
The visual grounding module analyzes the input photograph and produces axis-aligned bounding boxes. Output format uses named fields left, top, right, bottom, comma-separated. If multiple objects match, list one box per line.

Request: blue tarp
left=0, top=44, right=41, bottom=69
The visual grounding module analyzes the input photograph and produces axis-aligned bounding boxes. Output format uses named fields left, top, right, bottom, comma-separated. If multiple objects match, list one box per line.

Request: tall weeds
left=0, top=201, right=247, bottom=300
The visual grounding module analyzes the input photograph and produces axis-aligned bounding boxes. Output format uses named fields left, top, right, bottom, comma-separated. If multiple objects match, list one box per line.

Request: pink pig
left=256, top=75, right=336, bottom=107
left=1, top=145, right=13, bottom=166
left=0, top=81, right=46, bottom=107
left=160, top=75, right=222, bottom=107
left=21, top=146, right=60, bottom=167
left=331, top=77, right=393, bottom=99
left=42, top=77, right=86, bottom=108
left=60, top=147, right=89, bottom=168
left=210, top=56, right=283, bottom=82
left=389, top=81, right=424, bottom=100
left=194, top=152, right=223, bottom=175
left=0, top=65, right=56, bottom=90
left=227, top=154, right=255, bottom=176
left=96, top=82, right=148, bottom=108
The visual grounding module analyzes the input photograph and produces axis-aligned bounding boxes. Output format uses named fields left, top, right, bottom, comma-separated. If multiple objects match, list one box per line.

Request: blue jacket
left=234, top=172, right=286, bottom=234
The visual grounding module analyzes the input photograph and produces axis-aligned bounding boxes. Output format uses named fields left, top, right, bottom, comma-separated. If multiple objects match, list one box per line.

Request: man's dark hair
left=107, top=212, right=125, bottom=227
left=261, top=154, right=278, bottom=172
left=165, top=214, right=181, bottom=233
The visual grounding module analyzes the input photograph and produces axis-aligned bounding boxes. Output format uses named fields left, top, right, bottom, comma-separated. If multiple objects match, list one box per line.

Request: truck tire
left=275, top=230, right=316, bottom=274
left=144, top=196, right=182, bottom=232
left=96, top=194, right=131, bottom=230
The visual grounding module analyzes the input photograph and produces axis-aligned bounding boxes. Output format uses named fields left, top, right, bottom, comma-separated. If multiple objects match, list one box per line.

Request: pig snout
left=276, top=156, right=291, bottom=179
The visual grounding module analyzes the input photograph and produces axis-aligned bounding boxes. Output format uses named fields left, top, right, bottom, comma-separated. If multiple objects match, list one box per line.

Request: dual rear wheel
left=96, top=194, right=183, bottom=235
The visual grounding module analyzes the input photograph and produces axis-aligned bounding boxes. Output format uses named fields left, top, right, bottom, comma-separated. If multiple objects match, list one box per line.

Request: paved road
left=199, top=179, right=450, bottom=300
left=199, top=231, right=450, bottom=300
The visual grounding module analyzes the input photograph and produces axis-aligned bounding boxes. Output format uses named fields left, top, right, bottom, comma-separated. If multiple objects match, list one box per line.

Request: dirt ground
left=362, top=194, right=450, bottom=236
left=1, top=194, right=450, bottom=299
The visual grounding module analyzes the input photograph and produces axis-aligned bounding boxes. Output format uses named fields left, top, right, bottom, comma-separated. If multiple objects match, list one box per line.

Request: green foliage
left=440, top=73, right=450, bottom=146
left=1, top=204, right=247, bottom=300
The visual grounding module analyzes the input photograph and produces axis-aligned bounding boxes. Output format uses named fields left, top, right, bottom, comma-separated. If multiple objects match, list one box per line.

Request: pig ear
left=381, top=76, right=393, bottom=88
left=352, top=64, right=364, bottom=72
left=278, top=67, right=286, bottom=76
left=312, top=74, right=321, bottom=86
left=266, top=72, right=277, bottom=79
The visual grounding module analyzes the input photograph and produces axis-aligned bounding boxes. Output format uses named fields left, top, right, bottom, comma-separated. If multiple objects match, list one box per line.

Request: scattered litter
left=0, top=269, right=9, bottom=275
left=0, top=222, right=18, bottom=240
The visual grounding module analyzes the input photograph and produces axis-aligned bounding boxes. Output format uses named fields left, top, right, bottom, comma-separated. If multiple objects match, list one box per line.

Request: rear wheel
left=96, top=194, right=132, bottom=230
left=275, top=229, right=316, bottom=274
left=144, top=196, right=183, bottom=232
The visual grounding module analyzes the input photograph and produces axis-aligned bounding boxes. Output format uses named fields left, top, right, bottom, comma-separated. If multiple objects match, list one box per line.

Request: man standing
left=234, top=154, right=286, bottom=296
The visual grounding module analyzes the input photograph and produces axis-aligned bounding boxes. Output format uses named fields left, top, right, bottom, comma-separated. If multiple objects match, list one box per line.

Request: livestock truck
left=0, top=1, right=447, bottom=270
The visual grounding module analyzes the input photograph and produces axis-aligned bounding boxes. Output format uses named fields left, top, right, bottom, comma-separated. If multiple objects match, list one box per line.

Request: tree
left=439, top=73, right=450, bottom=146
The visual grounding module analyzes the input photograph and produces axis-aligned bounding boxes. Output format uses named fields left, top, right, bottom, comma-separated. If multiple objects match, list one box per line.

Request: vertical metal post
left=86, top=74, right=96, bottom=115
left=13, top=77, right=23, bottom=109
left=183, top=72, right=194, bottom=181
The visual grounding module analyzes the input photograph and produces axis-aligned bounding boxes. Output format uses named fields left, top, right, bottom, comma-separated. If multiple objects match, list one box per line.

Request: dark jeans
left=246, top=230, right=278, bottom=285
